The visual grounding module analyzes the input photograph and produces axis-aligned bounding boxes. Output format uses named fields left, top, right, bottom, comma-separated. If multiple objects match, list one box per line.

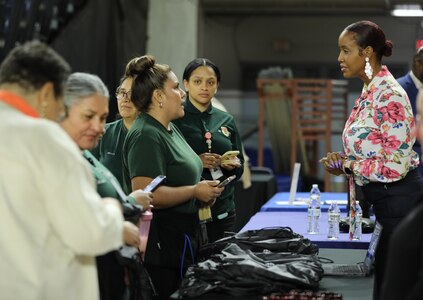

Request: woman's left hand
left=220, top=157, right=241, bottom=170
left=129, top=189, right=153, bottom=211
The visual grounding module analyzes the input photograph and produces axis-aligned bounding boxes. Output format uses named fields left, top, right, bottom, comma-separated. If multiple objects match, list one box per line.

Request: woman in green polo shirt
left=60, top=72, right=153, bottom=300
left=121, top=55, right=224, bottom=300
left=91, top=72, right=139, bottom=187
left=173, top=58, right=244, bottom=243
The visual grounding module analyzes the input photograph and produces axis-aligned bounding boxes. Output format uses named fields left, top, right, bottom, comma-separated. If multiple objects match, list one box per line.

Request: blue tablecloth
left=240, top=211, right=371, bottom=249
left=260, top=192, right=348, bottom=213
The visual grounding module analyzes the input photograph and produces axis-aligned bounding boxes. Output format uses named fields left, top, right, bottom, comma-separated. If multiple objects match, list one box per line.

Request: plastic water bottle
left=352, top=202, right=363, bottom=240
left=138, top=210, right=153, bottom=259
left=307, top=184, right=321, bottom=234
left=327, top=202, right=341, bottom=239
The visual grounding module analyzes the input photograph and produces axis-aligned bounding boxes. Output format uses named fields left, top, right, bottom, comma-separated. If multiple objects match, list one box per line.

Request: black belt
left=365, top=168, right=420, bottom=189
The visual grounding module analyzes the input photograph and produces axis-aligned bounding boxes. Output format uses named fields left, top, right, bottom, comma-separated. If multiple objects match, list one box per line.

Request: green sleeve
left=127, top=132, right=166, bottom=180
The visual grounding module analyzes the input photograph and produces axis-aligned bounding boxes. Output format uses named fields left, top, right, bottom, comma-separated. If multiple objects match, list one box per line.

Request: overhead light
left=391, top=4, right=423, bottom=17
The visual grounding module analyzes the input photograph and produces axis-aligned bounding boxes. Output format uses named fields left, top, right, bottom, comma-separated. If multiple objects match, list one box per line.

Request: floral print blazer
left=342, top=66, right=419, bottom=186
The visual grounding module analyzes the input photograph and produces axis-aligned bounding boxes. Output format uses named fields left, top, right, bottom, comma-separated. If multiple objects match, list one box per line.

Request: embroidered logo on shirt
left=220, top=126, right=230, bottom=137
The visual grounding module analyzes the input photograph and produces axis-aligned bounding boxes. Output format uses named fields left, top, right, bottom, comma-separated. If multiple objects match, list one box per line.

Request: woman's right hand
left=194, top=180, right=223, bottom=203
left=320, top=152, right=345, bottom=176
left=129, top=189, right=153, bottom=211
left=199, top=153, right=221, bottom=169
left=122, top=221, right=140, bottom=247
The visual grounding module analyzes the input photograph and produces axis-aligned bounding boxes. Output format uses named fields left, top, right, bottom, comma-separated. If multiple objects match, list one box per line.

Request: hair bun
left=383, top=40, right=393, bottom=57
left=125, top=55, right=156, bottom=77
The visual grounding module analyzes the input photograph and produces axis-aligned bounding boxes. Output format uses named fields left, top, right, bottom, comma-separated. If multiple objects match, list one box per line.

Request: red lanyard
left=202, top=118, right=212, bottom=152
left=204, top=131, right=212, bottom=152
left=0, top=90, right=39, bottom=118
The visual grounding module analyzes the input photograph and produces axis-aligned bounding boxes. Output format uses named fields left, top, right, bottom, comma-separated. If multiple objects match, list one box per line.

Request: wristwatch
left=343, top=160, right=354, bottom=175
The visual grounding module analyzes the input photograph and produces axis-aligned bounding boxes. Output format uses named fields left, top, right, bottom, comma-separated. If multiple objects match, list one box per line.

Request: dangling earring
left=365, top=57, right=373, bottom=80
left=159, top=102, right=163, bottom=108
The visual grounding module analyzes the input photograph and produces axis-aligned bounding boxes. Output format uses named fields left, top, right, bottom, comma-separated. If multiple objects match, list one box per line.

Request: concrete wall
left=200, top=15, right=422, bottom=90
left=146, top=5, right=423, bottom=177
left=147, top=0, right=199, bottom=81
left=197, top=14, right=422, bottom=175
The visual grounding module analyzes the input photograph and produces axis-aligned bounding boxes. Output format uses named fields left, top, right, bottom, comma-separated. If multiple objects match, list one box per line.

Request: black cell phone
left=217, top=175, right=236, bottom=188
left=144, top=175, right=166, bottom=193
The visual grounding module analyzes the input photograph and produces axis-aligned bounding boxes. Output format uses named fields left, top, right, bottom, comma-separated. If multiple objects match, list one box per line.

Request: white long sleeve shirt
left=0, top=101, right=123, bottom=300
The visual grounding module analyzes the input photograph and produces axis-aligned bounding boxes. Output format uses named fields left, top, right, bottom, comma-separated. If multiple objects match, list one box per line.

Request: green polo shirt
left=91, top=119, right=128, bottom=188
left=82, top=150, right=123, bottom=200
left=122, top=113, right=203, bottom=267
left=173, top=98, right=244, bottom=217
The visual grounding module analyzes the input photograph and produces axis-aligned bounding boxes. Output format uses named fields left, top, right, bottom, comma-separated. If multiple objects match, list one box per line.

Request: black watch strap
left=344, top=166, right=353, bottom=175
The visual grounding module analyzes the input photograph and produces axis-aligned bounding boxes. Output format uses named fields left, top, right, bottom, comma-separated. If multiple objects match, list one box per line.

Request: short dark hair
left=413, top=47, right=423, bottom=64
left=0, top=41, right=71, bottom=97
left=182, top=58, right=221, bottom=83
left=344, top=20, right=393, bottom=62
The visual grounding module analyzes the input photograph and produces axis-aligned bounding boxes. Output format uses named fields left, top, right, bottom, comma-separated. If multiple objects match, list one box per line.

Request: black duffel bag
left=199, top=227, right=319, bottom=259
left=173, top=243, right=323, bottom=298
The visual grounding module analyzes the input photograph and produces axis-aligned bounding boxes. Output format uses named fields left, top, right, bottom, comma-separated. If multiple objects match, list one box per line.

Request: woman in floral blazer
left=320, top=20, right=423, bottom=300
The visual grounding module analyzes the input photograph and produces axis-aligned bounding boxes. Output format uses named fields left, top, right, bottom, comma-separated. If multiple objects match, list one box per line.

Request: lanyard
left=348, top=175, right=357, bottom=240
left=0, top=90, right=39, bottom=118
left=84, top=152, right=128, bottom=203
left=201, top=118, right=212, bottom=153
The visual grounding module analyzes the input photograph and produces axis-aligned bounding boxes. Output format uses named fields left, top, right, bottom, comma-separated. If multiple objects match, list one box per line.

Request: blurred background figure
left=380, top=89, right=423, bottom=300
left=61, top=72, right=153, bottom=300
left=0, top=41, right=124, bottom=300
left=397, top=46, right=423, bottom=118
left=397, top=46, right=423, bottom=176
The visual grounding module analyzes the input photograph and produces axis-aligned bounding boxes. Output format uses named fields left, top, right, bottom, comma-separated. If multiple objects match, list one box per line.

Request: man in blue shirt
left=397, top=47, right=423, bottom=175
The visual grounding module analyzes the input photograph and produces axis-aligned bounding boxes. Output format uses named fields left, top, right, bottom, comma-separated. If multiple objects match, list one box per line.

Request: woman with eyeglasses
left=92, top=72, right=139, bottom=187
left=121, top=55, right=224, bottom=299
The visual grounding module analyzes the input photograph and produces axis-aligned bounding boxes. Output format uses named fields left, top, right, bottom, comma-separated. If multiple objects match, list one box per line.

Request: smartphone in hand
left=144, top=175, right=166, bottom=193
left=217, top=175, right=236, bottom=188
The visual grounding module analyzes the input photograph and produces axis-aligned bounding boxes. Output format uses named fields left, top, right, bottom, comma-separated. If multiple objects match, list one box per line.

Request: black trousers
left=360, top=169, right=423, bottom=300
left=206, top=210, right=236, bottom=243
left=144, top=263, right=183, bottom=300
left=96, top=252, right=126, bottom=300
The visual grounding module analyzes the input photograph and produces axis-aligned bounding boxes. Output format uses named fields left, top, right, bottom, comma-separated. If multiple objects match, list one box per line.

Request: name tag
left=210, top=166, right=224, bottom=180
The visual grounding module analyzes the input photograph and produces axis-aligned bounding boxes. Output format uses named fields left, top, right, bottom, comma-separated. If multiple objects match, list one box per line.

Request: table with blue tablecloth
left=260, top=192, right=348, bottom=213
left=241, top=211, right=371, bottom=249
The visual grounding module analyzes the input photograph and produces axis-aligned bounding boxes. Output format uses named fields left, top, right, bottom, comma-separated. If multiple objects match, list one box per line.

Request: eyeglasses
left=116, top=89, right=131, bottom=101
